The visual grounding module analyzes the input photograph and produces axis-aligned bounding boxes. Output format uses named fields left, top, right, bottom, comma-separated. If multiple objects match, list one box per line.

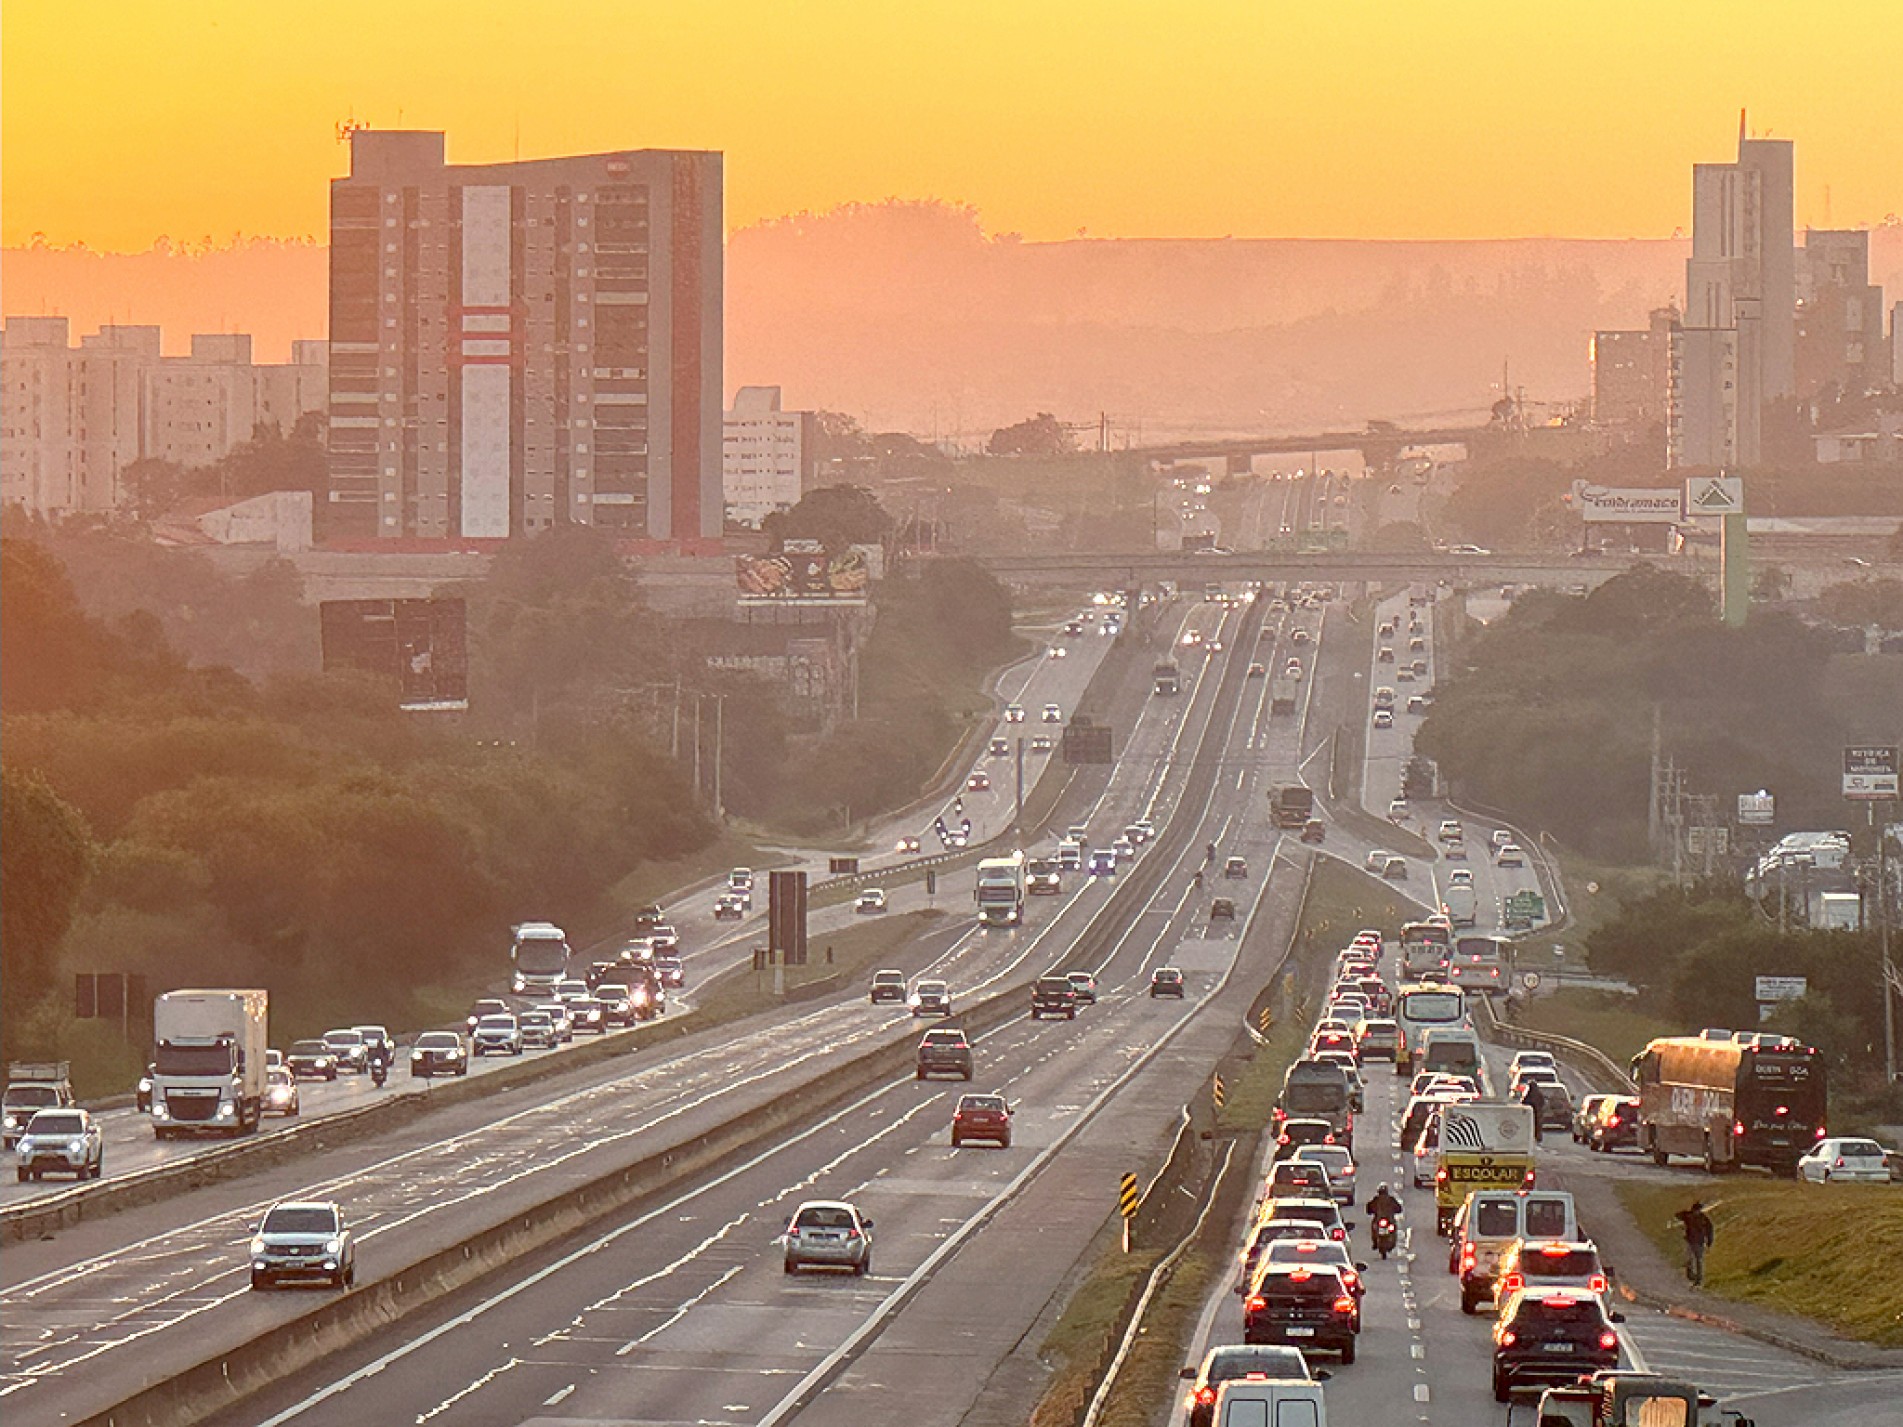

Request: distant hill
left=8, top=207, right=1898, bottom=440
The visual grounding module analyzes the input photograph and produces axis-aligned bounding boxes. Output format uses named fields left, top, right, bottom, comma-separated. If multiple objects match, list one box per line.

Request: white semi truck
left=975, top=853, right=1028, bottom=928
left=150, top=989, right=269, bottom=1138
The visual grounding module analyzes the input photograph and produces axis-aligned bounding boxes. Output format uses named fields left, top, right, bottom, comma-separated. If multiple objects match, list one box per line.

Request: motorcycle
left=369, top=1057, right=389, bottom=1089
left=1372, top=1216, right=1398, bottom=1260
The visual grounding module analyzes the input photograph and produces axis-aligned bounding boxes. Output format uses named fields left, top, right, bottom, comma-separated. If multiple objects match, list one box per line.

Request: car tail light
left=1816, top=1125, right=1829, bottom=1139
left=1462, top=1245, right=1477, bottom=1266
left=1499, top=1330, right=1517, bottom=1346
left=1589, top=1275, right=1608, bottom=1293
left=1332, top=1227, right=1346, bottom=1240
left=1599, top=1331, right=1619, bottom=1351
left=1607, top=1115, right=1621, bottom=1127
left=1195, top=1387, right=1217, bottom=1407
left=1523, top=1167, right=1538, bottom=1186
left=1539, top=1244, right=1570, bottom=1257
left=1734, top=1122, right=1746, bottom=1136
left=1435, top=1167, right=1448, bottom=1184
left=1500, top=1273, right=1523, bottom=1293
left=1835, top=1156, right=1846, bottom=1168
left=1245, top=1295, right=1266, bottom=1311
left=1342, top=1270, right=1360, bottom=1289
left=1333, top=1295, right=1357, bottom=1314
left=1775, top=1105, right=1788, bottom=1116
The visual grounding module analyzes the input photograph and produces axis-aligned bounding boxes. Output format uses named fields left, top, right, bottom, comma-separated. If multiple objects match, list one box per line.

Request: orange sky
left=4, top=1, right=1899, bottom=250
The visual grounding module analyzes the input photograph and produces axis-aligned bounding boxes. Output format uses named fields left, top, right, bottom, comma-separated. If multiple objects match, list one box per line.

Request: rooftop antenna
left=336, top=111, right=368, bottom=145
left=1739, top=107, right=1747, bottom=146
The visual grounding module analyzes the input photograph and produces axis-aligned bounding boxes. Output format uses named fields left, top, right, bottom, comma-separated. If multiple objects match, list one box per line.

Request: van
left=1452, top=1189, right=1580, bottom=1312
left=1058, top=838, right=1084, bottom=871
left=1212, top=1378, right=1328, bottom=1427
left=1418, top=1028, right=1483, bottom=1080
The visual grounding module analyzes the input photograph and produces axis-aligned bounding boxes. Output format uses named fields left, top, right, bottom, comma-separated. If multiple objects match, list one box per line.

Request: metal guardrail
left=1472, top=994, right=1637, bottom=1094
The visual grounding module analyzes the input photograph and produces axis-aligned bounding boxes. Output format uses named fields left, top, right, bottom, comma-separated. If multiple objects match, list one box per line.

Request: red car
left=950, top=1092, right=1013, bottom=1148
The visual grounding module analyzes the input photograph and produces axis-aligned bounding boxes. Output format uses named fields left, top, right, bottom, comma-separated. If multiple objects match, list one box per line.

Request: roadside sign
left=1844, top=746, right=1899, bottom=800
left=828, top=856, right=860, bottom=875
left=1520, top=972, right=1541, bottom=990
left=1118, top=1172, right=1139, bottom=1218
left=1754, top=976, right=1807, bottom=1002
left=925, top=869, right=937, bottom=896
left=1684, top=476, right=1745, bottom=517
left=1738, top=791, right=1775, bottom=826
left=1212, top=1073, right=1227, bottom=1112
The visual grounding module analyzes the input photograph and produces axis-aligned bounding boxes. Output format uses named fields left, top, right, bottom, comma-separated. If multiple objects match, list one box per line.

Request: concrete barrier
left=1473, top=995, right=1636, bottom=1093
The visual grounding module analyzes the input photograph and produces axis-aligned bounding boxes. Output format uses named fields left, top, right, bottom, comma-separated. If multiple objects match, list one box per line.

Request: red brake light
left=1543, top=1296, right=1574, bottom=1307
left=1342, top=1270, right=1360, bottom=1289
left=1331, top=1227, right=1346, bottom=1240
left=1539, top=1244, right=1569, bottom=1257
left=1733, top=1123, right=1746, bottom=1136
left=1289, top=1268, right=1312, bottom=1281
left=1775, top=1105, right=1788, bottom=1116
left=1835, top=1157, right=1846, bottom=1168
left=1245, top=1295, right=1266, bottom=1311
left=1589, top=1275, right=1608, bottom=1293
left=1500, top=1273, right=1523, bottom=1293
left=1499, top=1330, right=1517, bottom=1346
left=1196, top=1387, right=1217, bottom=1406
left=1607, top=1115, right=1621, bottom=1127
left=1333, top=1295, right=1357, bottom=1314
left=1599, top=1331, right=1619, bottom=1351
left=1816, top=1125, right=1829, bottom=1139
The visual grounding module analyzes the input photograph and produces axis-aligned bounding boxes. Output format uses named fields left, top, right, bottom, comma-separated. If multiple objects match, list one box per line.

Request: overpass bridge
left=969, top=548, right=1645, bottom=588
left=1132, top=423, right=1492, bottom=473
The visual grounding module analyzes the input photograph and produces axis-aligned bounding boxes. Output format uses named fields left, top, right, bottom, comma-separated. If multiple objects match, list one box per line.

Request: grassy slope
left=1510, top=988, right=1678, bottom=1068
left=1614, top=1178, right=1903, bottom=1348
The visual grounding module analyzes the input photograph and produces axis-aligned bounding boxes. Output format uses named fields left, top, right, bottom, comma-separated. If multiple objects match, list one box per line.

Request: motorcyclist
left=1205, top=841, right=1217, bottom=864
left=1192, top=868, right=1204, bottom=889
left=367, top=1039, right=391, bottom=1086
left=1365, top=1184, right=1404, bottom=1224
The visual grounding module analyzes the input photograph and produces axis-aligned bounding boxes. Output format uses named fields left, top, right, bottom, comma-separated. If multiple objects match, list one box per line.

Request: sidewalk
left=1559, top=1165, right=1903, bottom=1372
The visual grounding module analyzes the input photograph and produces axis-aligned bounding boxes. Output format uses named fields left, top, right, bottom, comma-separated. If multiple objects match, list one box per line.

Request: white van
left=1213, top=1378, right=1328, bottom=1427
left=1452, top=1189, right=1580, bottom=1312
left=1058, top=838, right=1084, bottom=872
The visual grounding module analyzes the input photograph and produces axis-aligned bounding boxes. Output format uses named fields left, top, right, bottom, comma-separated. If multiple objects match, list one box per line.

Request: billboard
left=1843, top=745, right=1899, bottom=800
left=1571, top=482, right=1683, bottom=524
left=1684, top=476, right=1745, bottom=517
left=1738, top=791, right=1775, bottom=826
left=736, top=540, right=872, bottom=605
left=319, top=598, right=469, bottom=711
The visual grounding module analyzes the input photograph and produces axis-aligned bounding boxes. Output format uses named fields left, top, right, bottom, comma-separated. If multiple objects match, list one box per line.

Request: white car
left=1372, top=709, right=1394, bottom=729
left=1438, top=820, right=1463, bottom=842
left=1797, top=1137, right=1891, bottom=1184
left=15, top=1108, right=103, bottom=1182
left=1004, top=704, right=1026, bottom=723
left=855, top=888, right=888, bottom=915
left=1364, top=848, right=1393, bottom=873
left=1497, top=843, right=1526, bottom=868
left=471, top=1013, right=524, bottom=1056
left=1041, top=703, right=1063, bottom=723
left=1387, top=798, right=1410, bottom=821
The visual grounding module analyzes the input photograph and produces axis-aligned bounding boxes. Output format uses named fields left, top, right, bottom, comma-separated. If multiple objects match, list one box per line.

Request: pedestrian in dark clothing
left=1521, top=1082, right=1546, bottom=1143
left=1674, top=1200, right=1715, bottom=1286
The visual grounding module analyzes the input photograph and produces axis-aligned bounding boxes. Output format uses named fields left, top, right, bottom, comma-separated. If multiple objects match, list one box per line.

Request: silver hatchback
left=782, top=1200, right=875, bottom=1276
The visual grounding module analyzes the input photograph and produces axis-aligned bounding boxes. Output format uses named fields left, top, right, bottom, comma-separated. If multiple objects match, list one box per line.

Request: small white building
left=723, top=386, right=811, bottom=529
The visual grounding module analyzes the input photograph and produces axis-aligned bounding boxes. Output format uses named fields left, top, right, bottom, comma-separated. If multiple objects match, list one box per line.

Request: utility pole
left=1014, top=736, right=1026, bottom=834
left=692, top=695, right=703, bottom=800
left=713, top=694, right=725, bottom=821
left=671, top=679, right=681, bottom=759
left=1648, top=705, right=1662, bottom=854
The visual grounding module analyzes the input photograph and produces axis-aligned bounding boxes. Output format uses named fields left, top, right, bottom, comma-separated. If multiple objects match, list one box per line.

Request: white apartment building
left=723, top=385, right=811, bottom=528
left=1, top=319, right=326, bottom=520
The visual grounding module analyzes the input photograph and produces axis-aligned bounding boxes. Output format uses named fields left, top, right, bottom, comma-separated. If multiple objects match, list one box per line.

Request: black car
left=1210, top=897, right=1237, bottom=922
left=916, top=1029, right=974, bottom=1081
left=1179, top=1345, right=1316, bottom=1427
left=409, top=1031, right=468, bottom=1077
left=1492, top=1288, right=1622, bottom=1400
left=286, top=1039, right=340, bottom=1081
left=583, top=960, right=620, bottom=990
left=1589, top=1095, right=1641, bottom=1153
left=1271, top=1117, right=1338, bottom=1162
left=1243, top=1262, right=1360, bottom=1362
left=1149, top=967, right=1186, bottom=999
left=1030, top=975, right=1078, bottom=1020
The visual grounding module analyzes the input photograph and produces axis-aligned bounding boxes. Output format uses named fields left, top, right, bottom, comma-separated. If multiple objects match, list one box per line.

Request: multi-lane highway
left=5, top=579, right=1888, bottom=1427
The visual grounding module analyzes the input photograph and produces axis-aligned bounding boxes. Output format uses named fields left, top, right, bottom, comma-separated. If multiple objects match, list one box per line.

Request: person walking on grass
left=1674, top=1199, right=1716, bottom=1286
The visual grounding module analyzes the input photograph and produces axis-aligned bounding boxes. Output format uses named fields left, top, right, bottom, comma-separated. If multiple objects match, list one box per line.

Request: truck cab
left=150, top=989, right=270, bottom=1138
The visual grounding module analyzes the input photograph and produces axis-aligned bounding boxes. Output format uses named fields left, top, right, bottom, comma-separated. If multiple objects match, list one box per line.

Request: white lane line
left=621, top=1263, right=745, bottom=1352
left=415, top=1355, right=523, bottom=1424
left=543, top=1384, right=575, bottom=1406
left=1413, top=1384, right=1430, bottom=1402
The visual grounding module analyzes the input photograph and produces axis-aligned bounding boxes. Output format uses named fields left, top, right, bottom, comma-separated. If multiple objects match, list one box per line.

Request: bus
left=1448, top=934, right=1509, bottom=995
left=1400, top=920, right=1451, bottom=981
left=1394, top=983, right=1467, bottom=1072
left=1629, top=1034, right=1827, bottom=1175
left=510, top=921, right=571, bottom=995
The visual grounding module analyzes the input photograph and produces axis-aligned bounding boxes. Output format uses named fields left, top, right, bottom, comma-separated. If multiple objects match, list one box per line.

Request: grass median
left=1507, top=987, right=1677, bottom=1068
left=1613, top=1178, right=1903, bottom=1348
left=690, top=909, right=948, bottom=1022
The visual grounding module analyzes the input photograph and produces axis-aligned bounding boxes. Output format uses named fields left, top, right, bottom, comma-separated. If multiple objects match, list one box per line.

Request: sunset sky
left=4, top=0, right=1900, bottom=250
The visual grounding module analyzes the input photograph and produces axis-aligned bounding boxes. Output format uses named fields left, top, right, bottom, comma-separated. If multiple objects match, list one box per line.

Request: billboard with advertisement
left=319, top=598, right=469, bottom=710
left=736, top=540, right=873, bottom=605
left=1843, top=745, right=1899, bottom=800
left=1737, top=791, right=1775, bottom=826
left=1571, top=483, right=1683, bottom=523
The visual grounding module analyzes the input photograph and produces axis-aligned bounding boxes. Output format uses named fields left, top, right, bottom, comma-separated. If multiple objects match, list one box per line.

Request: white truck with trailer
left=975, top=852, right=1028, bottom=928
left=149, top=989, right=269, bottom=1138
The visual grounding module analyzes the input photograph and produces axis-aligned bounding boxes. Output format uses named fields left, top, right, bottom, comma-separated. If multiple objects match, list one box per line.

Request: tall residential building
left=1672, top=123, right=1796, bottom=468
left=1, top=319, right=323, bottom=520
left=325, top=130, right=723, bottom=542
left=1590, top=305, right=1678, bottom=428
left=1796, top=229, right=1887, bottom=396
left=723, top=385, right=812, bottom=528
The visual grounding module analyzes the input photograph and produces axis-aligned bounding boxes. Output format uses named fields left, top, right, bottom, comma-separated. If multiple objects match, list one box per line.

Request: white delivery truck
left=150, top=989, right=269, bottom=1138
left=975, top=853, right=1028, bottom=928
left=1443, top=881, right=1477, bottom=928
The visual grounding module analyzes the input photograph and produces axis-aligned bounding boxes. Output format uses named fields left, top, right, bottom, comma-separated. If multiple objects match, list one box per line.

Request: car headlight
left=2, top=1115, right=17, bottom=1131
left=324, top=1237, right=343, bottom=1254
left=411, top=1050, right=425, bottom=1060
left=215, top=1103, right=236, bottom=1120
left=153, top=1103, right=171, bottom=1120
left=251, top=1236, right=267, bottom=1255
left=138, top=1078, right=153, bottom=1094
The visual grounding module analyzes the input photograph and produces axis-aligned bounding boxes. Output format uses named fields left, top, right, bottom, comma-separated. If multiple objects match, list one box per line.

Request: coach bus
left=1394, top=982, right=1468, bottom=1072
left=1629, top=1033, right=1827, bottom=1176
left=1448, top=933, right=1510, bottom=994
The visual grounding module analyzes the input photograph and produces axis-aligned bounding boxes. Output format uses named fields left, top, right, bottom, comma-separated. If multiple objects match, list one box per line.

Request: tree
left=987, top=412, right=1072, bottom=458
left=0, top=537, right=119, bottom=712
left=1750, top=563, right=1793, bottom=603
left=1, top=767, right=95, bottom=1054
left=762, top=484, right=893, bottom=553
left=1817, top=577, right=1903, bottom=631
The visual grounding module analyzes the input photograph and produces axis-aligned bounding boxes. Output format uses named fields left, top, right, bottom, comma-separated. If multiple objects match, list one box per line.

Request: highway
left=0, top=582, right=1290, bottom=1426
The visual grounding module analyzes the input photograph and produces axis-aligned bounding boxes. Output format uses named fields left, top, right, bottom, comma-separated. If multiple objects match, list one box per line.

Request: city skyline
left=5, top=1, right=1901, bottom=252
